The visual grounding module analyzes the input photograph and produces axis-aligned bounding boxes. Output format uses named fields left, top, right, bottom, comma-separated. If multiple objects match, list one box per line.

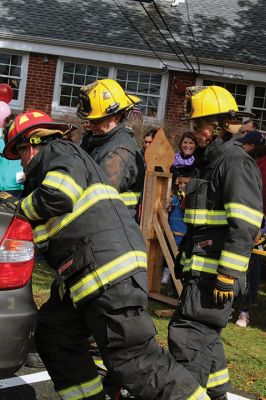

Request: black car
left=0, top=200, right=37, bottom=377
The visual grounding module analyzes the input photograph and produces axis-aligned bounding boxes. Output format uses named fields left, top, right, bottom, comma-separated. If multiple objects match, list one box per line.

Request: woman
left=172, top=131, right=197, bottom=172
left=161, top=132, right=197, bottom=286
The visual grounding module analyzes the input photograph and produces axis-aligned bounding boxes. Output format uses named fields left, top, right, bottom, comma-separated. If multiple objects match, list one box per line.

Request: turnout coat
left=19, top=139, right=147, bottom=307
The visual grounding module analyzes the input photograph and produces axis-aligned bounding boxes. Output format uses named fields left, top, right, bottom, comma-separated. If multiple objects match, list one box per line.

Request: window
left=202, top=79, right=248, bottom=111
left=201, top=79, right=266, bottom=130
left=0, top=52, right=28, bottom=108
left=116, top=69, right=162, bottom=118
left=55, top=60, right=167, bottom=122
left=59, top=62, right=109, bottom=108
left=251, top=86, right=266, bottom=131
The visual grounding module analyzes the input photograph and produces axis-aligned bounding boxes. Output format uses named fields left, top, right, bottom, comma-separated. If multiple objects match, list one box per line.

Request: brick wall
left=164, top=71, right=196, bottom=148
left=24, top=53, right=57, bottom=113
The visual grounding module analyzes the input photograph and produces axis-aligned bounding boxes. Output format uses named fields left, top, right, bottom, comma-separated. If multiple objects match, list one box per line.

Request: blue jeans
left=240, top=253, right=261, bottom=311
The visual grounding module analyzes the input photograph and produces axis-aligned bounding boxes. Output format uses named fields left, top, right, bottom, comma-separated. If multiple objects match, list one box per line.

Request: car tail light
left=0, top=216, right=34, bottom=289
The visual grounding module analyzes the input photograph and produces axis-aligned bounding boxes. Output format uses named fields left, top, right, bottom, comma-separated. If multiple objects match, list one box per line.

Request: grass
left=149, top=289, right=266, bottom=400
left=32, top=259, right=55, bottom=308
left=32, top=262, right=266, bottom=398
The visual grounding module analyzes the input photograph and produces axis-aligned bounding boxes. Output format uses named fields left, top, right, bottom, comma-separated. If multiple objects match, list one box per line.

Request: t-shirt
left=0, top=137, right=24, bottom=191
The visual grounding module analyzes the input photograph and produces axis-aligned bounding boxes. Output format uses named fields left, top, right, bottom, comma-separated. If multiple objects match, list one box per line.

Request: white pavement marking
left=0, top=372, right=252, bottom=400
left=0, top=371, right=50, bottom=389
left=228, top=394, right=251, bottom=400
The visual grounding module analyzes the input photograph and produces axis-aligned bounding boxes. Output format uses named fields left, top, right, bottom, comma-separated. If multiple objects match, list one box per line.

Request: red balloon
left=0, top=83, right=13, bottom=104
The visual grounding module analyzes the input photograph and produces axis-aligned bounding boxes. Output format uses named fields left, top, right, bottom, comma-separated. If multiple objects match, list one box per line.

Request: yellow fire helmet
left=77, top=78, right=141, bottom=120
left=184, top=85, right=253, bottom=120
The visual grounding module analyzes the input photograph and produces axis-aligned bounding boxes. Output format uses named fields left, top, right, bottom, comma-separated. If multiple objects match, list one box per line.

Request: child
left=161, top=166, right=193, bottom=285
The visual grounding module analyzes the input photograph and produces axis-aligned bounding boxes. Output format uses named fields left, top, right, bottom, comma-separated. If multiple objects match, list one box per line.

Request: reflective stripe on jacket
left=182, top=138, right=263, bottom=279
left=19, top=140, right=147, bottom=306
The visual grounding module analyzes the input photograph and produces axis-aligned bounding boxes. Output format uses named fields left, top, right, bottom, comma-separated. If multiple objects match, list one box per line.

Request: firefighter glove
left=213, top=274, right=235, bottom=304
left=0, top=191, right=18, bottom=212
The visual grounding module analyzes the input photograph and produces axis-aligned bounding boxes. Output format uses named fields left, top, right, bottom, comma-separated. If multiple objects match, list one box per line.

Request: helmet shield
left=76, top=83, right=95, bottom=119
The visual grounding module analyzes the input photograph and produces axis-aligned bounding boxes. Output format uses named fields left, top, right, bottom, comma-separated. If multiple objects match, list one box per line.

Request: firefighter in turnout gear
left=78, top=79, right=145, bottom=220
left=4, top=110, right=211, bottom=400
left=168, top=86, right=263, bottom=400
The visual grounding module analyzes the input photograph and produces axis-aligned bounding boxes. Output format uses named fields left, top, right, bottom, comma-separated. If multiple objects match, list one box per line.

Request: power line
left=184, top=0, right=200, bottom=74
left=152, top=0, right=197, bottom=74
left=114, top=0, right=168, bottom=70
left=139, top=0, right=196, bottom=74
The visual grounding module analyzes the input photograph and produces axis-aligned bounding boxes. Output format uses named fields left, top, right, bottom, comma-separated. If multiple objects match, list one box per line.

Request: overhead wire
left=184, top=0, right=200, bottom=74
left=114, top=0, right=169, bottom=70
left=139, top=0, right=196, bottom=74
left=151, top=0, right=196, bottom=73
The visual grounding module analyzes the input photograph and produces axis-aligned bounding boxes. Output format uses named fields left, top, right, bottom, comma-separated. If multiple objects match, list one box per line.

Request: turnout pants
left=168, top=278, right=236, bottom=400
left=35, top=273, right=209, bottom=400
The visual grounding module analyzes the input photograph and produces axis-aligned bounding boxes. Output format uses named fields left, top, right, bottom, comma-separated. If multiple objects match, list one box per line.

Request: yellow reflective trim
left=221, top=250, right=248, bottom=263
left=219, top=250, right=249, bottom=272
left=219, top=262, right=248, bottom=272
left=21, top=192, right=42, bottom=220
left=206, top=368, right=229, bottom=389
left=58, top=375, right=103, bottom=400
left=120, top=191, right=140, bottom=206
left=70, top=251, right=147, bottom=303
left=93, top=358, right=107, bottom=371
left=43, top=171, right=83, bottom=205
left=33, top=184, right=122, bottom=243
left=225, top=202, right=263, bottom=228
left=188, top=386, right=209, bottom=400
left=183, top=255, right=218, bottom=275
left=184, top=209, right=227, bottom=225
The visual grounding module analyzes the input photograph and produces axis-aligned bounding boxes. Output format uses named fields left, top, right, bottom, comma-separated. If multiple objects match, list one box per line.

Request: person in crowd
left=2, top=110, right=211, bottom=400
left=234, top=131, right=266, bottom=327
left=78, top=79, right=145, bottom=220
left=168, top=86, right=263, bottom=400
left=162, top=167, right=193, bottom=286
left=125, top=104, right=144, bottom=143
left=240, top=118, right=259, bottom=135
left=141, top=128, right=157, bottom=156
left=0, top=105, right=24, bottom=198
left=172, top=131, right=197, bottom=171
left=161, top=132, right=197, bottom=285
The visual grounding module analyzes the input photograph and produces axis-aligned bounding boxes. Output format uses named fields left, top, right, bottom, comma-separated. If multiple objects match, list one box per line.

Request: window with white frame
left=59, top=62, right=109, bottom=108
left=201, top=79, right=266, bottom=130
left=0, top=52, right=26, bottom=105
left=202, top=79, right=248, bottom=111
left=116, top=69, right=162, bottom=118
left=251, top=86, right=266, bottom=130
left=56, top=60, right=165, bottom=120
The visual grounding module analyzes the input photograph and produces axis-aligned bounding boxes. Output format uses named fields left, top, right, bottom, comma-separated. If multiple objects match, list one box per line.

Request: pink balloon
left=0, top=83, right=13, bottom=104
left=0, top=101, right=11, bottom=128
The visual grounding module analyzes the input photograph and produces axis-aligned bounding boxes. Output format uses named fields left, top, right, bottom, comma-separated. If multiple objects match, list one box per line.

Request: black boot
left=25, top=351, right=45, bottom=368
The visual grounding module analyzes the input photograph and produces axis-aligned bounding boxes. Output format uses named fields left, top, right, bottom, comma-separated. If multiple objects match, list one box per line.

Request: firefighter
left=168, top=86, right=263, bottom=400
left=3, top=110, right=210, bottom=400
left=77, top=78, right=145, bottom=220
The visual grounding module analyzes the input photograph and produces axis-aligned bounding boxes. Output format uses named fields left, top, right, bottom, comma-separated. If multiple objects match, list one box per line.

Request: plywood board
left=145, top=127, right=175, bottom=173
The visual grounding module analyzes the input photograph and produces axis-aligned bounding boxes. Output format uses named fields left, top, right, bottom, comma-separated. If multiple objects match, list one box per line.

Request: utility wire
left=151, top=0, right=196, bottom=74
left=139, top=0, right=196, bottom=74
left=184, top=0, right=200, bottom=74
left=114, top=0, right=168, bottom=70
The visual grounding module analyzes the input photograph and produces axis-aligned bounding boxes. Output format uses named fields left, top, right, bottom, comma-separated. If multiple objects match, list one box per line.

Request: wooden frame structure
left=140, top=128, right=182, bottom=306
